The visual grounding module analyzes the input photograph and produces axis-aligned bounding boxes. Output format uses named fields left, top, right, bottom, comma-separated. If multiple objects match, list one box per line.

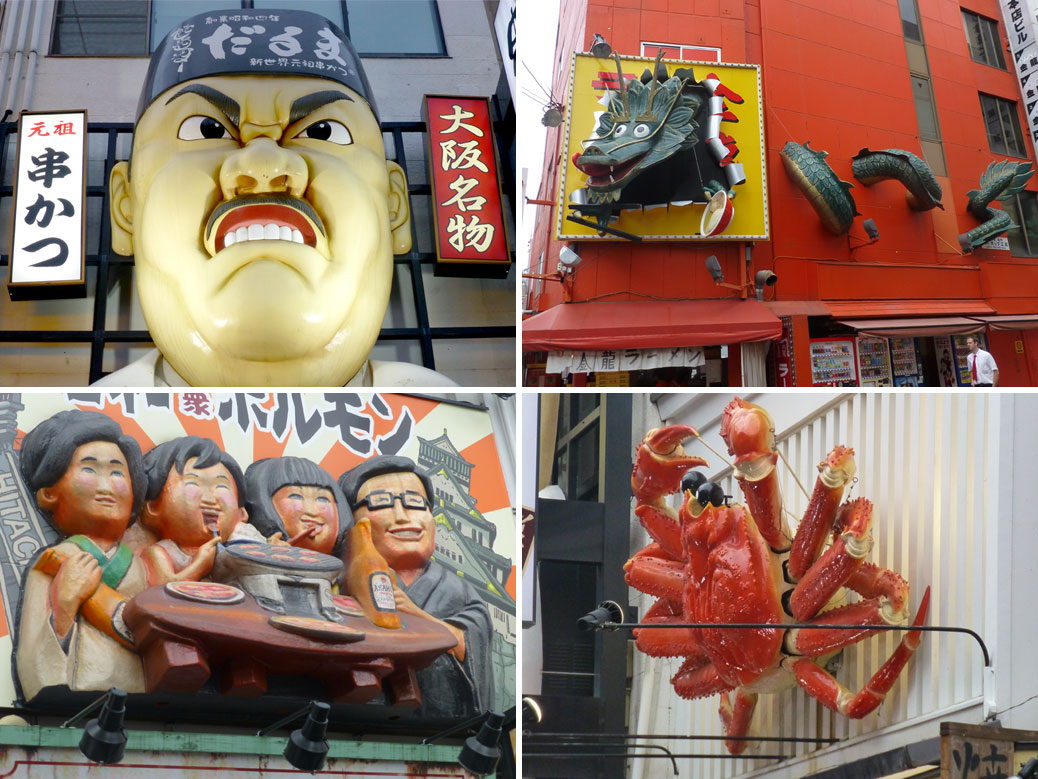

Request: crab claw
left=632, top=425, right=707, bottom=503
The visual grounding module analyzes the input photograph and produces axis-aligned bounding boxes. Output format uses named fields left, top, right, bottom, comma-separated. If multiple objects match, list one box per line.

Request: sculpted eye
left=633, top=123, right=651, bottom=138
left=178, top=115, right=232, bottom=140
left=613, top=124, right=628, bottom=137
left=297, top=119, right=352, bottom=145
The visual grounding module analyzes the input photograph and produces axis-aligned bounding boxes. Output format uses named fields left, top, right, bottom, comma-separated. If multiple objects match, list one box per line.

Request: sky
left=518, top=0, right=562, bottom=276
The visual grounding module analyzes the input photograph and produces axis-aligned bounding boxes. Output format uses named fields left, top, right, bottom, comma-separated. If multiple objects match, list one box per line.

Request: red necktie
left=972, top=355, right=978, bottom=383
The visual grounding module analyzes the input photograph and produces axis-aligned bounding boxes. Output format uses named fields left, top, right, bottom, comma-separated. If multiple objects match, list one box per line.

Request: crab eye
left=178, top=115, right=232, bottom=140
left=614, top=124, right=628, bottom=137
left=697, top=482, right=725, bottom=508
left=296, top=119, right=353, bottom=145
left=633, top=123, right=651, bottom=138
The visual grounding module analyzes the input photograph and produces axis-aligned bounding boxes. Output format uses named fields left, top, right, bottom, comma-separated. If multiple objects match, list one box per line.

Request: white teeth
left=221, top=223, right=307, bottom=250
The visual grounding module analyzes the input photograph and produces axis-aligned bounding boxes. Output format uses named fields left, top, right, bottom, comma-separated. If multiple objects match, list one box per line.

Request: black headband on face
left=138, top=8, right=378, bottom=123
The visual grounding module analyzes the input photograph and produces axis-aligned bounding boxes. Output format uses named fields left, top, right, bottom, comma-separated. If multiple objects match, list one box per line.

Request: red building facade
left=523, top=0, right=1038, bottom=386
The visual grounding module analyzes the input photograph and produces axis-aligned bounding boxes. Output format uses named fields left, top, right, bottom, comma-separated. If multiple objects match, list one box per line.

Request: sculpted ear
left=141, top=499, right=160, bottom=529
left=37, top=487, right=58, bottom=513
left=386, top=160, right=412, bottom=254
left=109, top=161, right=135, bottom=256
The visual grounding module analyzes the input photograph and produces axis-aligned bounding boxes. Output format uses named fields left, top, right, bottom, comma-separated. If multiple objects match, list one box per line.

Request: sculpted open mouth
left=204, top=194, right=326, bottom=255
left=389, top=527, right=424, bottom=541
left=201, top=508, right=221, bottom=533
left=574, top=151, right=648, bottom=188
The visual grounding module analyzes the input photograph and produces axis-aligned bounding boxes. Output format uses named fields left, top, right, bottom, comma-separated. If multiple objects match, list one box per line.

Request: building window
left=553, top=395, right=601, bottom=502
left=962, top=11, right=1007, bottom=70
left=52, top=0, right=149, bottom=55
left=898, top=0, right=923, bottom=42
left=52, top=0, right=445, bottom=57
left=911, top=75, right=940, bottom=141
left=979, top=93, right=1028, bottom=157
left=641, top=42, right=721, bottom=63
left=1006, top=192, right=1038, bottom=257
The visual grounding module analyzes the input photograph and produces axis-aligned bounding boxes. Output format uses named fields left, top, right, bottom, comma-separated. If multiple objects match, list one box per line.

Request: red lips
left=214, top=204, right=318, bottom=249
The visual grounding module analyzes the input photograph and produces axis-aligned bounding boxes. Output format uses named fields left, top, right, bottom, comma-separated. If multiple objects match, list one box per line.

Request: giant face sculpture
left=109, top=10, right=411, bottom=386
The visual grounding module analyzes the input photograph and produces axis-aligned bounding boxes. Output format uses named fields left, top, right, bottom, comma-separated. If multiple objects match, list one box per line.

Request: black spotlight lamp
left=459, top=711, right=504, bottom=777
left=577, top=600, right=624, bottom=631
left=257, top=701, right=331, bottom=773
left=590, top=33, right=612, bottom=58
left=63, top=687, right=128, bottom=765
left=521, top=697, right=543, bottom=727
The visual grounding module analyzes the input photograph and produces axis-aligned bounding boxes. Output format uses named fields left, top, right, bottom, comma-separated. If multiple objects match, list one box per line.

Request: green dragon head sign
left=570, top=51, right=747, bottom=230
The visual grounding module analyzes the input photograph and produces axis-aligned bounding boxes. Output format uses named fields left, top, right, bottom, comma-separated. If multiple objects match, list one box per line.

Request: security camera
left=559, top=245, right=583, bottom=269
left=705, top=255, right=724, bottom=282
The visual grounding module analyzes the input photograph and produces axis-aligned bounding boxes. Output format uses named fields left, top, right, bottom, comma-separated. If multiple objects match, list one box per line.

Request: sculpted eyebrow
left=289, top=90, right=353, bottom=125
left=166, top=84, right=241, bottom=127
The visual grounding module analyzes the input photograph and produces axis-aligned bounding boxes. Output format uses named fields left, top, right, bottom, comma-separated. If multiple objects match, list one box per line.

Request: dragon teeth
left=223, top=223, right=307, bottom=250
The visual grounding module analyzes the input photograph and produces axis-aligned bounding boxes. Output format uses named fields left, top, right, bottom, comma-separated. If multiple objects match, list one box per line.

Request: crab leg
left=786, top=598, right=906, bottom=657
left=719, top=688, right=758, bottom=755
left=633, top=597, right=698, bottom=657
left=845, top=560, right=910, bottom=613
left=788, top=446, right=857, bottom=581
left=672, top=656, right=730, bottom=700
left=788, top=497, right=873, bottom=621
left=719, top=398, right=790, bottom=551
left=635, top=503, right=684, bottom=560
left=789, top=586, right=930, bottom=718
left=624, top=548, right=684, bottom=603
left=631, top=425, right=706, bottom=503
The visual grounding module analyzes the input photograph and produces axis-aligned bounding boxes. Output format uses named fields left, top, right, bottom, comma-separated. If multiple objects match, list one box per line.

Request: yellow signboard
left=556, top=53, right=768, bottom=241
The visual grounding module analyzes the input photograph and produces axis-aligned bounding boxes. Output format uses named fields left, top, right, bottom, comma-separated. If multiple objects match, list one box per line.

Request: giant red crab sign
left=624, top=397, right=930, bottom=755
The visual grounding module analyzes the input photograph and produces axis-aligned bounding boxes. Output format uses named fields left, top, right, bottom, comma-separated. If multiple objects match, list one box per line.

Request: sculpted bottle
left=343, top=519, right=402, bottom=629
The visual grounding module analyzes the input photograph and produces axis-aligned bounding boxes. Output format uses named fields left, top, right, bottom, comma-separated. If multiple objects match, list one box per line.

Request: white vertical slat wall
left=627, top=393, right=994, bottom=779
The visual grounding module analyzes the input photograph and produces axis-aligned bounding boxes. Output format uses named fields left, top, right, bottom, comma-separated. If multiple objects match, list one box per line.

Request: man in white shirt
left=966, top=335, right=998, bottom=387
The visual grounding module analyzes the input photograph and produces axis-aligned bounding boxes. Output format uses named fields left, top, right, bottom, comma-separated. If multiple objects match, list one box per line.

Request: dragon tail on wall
left=779, top=140, right=859, bottom=235
left=851, top=148, right=943, bottom=211
left=958, top=159, right=1034, bottom=253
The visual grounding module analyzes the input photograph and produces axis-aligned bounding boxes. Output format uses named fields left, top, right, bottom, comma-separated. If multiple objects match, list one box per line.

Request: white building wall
left=0, top=0, right=514, bottom=386
left=627, top=391, right=1020, bottom=779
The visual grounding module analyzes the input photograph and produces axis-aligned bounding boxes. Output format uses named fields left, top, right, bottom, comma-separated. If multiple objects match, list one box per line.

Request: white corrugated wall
left=627, top=392, right=997, bottom=779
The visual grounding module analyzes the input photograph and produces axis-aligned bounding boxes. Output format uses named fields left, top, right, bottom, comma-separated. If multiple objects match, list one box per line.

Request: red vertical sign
left=424, top=95, right=510, bottom=267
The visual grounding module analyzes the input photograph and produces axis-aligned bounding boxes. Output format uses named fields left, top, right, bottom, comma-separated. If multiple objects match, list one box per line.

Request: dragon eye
left=633, top=123, right=651, bottom=138
left=614, top=124, right=628, bottom=137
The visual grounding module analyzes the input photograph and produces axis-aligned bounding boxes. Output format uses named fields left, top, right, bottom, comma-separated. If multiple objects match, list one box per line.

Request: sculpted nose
left=219, top=136, right=308, bottom=200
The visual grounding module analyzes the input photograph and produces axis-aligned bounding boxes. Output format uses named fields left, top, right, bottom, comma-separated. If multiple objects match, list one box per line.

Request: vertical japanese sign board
left=424, top=95, right=511, bottom=278
left=8, top=110, right=87, bottom=300
left=1000, top=0, right=1038, bottom=146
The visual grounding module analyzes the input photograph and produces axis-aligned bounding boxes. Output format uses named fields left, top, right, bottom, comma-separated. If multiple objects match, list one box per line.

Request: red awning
left=763, top=300, right=832, bottom=316
left=972, top=314, right=1038, bottom=330
left=522, top=299, right=782, bottom=352
left=825, top=299, right=996, bottom=318
left=836, top=316, right=982, bottom=337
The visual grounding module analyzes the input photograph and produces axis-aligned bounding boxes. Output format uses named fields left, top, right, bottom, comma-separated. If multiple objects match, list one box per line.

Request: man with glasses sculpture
left=339, top=456, right=492, bottom=717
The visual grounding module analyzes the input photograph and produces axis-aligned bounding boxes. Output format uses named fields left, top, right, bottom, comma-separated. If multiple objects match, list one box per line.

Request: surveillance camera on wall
left=559, top=245, right=583, bottom=270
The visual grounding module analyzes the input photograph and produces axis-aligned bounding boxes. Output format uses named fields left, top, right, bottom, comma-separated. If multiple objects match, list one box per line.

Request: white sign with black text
left=9, top=110, right=87, bottom=297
